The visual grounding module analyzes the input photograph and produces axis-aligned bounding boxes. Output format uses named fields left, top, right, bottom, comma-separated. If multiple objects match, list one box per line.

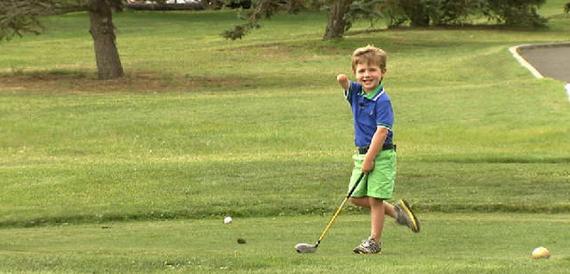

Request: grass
left=0, top=213, right=569, bottom=273
left=0, top=0, right=569, bottom=272
left=0, top=1, right=569, bottom=220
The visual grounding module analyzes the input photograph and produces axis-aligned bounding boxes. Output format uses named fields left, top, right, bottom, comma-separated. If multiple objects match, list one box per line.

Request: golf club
left=295, top=172, right=366, bottom=254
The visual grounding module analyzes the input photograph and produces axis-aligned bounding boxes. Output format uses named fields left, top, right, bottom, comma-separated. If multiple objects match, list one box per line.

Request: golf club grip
left=316, top=172, right=366, bottom=244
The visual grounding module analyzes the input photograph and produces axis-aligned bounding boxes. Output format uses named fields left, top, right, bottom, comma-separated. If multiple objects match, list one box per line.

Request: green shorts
left=348, top=149, right=397, bottom=200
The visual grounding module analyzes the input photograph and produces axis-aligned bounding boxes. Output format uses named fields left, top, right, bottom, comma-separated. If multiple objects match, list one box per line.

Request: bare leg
left=384, top=202, right=397, bottom=219
left=349, top=197, right=370, bottom=208
left=369, top=197, right=385, bottom=242
left=350, top=197, right=397, bottom=219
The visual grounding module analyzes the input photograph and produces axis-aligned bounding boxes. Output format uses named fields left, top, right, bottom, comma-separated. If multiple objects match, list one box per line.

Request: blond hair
left=351, top=45, right=387, bottom=73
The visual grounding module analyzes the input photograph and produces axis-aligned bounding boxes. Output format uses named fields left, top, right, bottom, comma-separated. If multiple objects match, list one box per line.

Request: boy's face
left=355, top=62, right=385, bottom=92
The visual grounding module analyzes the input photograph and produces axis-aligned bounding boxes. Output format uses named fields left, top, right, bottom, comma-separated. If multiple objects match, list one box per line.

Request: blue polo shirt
left=344, top=81, right=394, bottom=147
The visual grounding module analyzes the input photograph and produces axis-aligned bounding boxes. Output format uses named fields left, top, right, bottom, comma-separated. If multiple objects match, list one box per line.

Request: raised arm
left=337, top=74, right=350, bottom=91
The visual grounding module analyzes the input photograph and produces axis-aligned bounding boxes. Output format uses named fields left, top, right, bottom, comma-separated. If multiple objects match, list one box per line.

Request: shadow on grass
left=429, top=157, right=570, bottom=164
left=0, top=70, right=284, bottom=93
left=0, top=205, right=331, bottom=229
left=418, top=203, right=570, bottom=214
left=345, top=23, right=550, bottom=36
left=2, top=201, right=569, bottom=229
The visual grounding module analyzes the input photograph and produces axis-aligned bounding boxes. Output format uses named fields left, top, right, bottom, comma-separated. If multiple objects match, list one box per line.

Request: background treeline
left=0, top=0, right=556, bottom=79
left=302, top=0, right=549, bottom=28
left=225, top=0, right=550, bottom=40
left=346, top=0, right=548, bottom=28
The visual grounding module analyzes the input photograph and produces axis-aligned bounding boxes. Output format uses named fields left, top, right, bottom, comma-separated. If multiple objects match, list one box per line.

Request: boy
left=337, top=45, right=420, bottom=254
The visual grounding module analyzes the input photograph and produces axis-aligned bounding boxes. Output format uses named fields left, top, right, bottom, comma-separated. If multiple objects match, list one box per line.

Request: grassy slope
left=0, top=2, right=569, bottom=227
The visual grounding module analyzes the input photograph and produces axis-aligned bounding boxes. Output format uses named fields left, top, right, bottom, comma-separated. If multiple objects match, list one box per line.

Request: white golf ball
left=224, top=216, right=233, bottom=224
left=531, top=246, right=550, bottom=259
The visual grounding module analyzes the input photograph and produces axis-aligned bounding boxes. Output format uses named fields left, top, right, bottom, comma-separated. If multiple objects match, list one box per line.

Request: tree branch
left=222, top=0, right=305, bottom=40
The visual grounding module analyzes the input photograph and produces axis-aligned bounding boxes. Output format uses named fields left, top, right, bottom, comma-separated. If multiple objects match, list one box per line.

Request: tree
left=0, top=0, right=57, bottom=39
left=323, top=0, right=353, bottom=39
left=0, top=0, right=124, bottom=80
left=481, top=0, right=547, bottom=27
left=86, top=0, right=124, bottom=79
left=396, top=0, right=430, bottom=27
left=382, top=0, right=547, bottom=28
left=223, top=0, right=305, bottom=40
left=223, top=0, right=354, bottom=40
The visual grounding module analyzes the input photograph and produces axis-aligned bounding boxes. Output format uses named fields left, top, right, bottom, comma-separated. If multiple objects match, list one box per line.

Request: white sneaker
left=353, top=237, right=381, bottom=254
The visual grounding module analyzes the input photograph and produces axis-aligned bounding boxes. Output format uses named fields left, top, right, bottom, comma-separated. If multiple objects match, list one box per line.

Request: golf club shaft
left=315, top=172, right=366, bottom=247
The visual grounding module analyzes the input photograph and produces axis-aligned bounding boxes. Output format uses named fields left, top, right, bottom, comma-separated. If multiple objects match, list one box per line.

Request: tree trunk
left=87, top=0, right=124, bottom=80
left=323, top=0, right=353, bottom=40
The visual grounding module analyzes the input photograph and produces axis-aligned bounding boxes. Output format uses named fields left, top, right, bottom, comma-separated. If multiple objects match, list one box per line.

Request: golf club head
left=295, top=243, right=317, bottom=253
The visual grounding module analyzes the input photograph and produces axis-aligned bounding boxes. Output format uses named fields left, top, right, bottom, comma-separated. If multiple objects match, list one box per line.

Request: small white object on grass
left=531, top=246, right=551, bottom=259
left=224, top=216, right=233, bottom=224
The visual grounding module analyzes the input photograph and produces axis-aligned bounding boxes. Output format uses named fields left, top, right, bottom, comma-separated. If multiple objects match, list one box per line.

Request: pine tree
left=0, top=0, right=124, bottom=80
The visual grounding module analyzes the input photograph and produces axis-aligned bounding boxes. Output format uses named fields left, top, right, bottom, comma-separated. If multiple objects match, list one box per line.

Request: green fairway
left=1, top=8, right=569, bottom=224
left=1, top=0, right=569, bottom=272
left=1, top=213, right=569, bottom=273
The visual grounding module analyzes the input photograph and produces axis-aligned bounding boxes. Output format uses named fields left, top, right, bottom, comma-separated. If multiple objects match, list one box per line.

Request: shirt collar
left=359, top=81, right=384, bottom=101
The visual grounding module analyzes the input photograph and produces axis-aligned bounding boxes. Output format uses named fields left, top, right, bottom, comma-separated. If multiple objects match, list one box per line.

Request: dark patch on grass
left=430, top=157, right=570, bottom=164
left=417, top=203, right=570, bottom=213
left=0, top=70, right=261, bottom=93
left=383, top=24, right=549, bottom=32
left=1, top=202, right=569, bottom=229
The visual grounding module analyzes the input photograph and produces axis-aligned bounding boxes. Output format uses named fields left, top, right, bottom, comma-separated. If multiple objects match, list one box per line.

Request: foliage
left=223, top=0, right=304, bottom=40
left=224, top=0, right=548, bottom=40
left=344, top=0, right=385, bottom=29
left=481, top=0, right=547, bottom=27
left=0, top=0, right=124, bottom=41
left=85, top=0, right=124, bottom=11
left=563, top=1, right=570, bottom=13
left=379, top=0, right=408, bottom=27
left=0, top=0, right=57, bottom=41
left=424, top=0, right=484, bottom=25
left=380, top=0, right=547, bottom=28
left=394, top=0, right=430, bottom=26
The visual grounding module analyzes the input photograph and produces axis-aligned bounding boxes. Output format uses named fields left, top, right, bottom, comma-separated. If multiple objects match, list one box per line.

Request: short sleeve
left=375, top=99, right=394, bottom=130
left=345, top=81, right=361, bottom=105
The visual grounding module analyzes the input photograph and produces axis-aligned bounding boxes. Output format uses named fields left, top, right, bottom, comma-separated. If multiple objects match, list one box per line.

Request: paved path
left=512, top=43, right=570, bottom=100
left=517, top=45, right=570, bottom=82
